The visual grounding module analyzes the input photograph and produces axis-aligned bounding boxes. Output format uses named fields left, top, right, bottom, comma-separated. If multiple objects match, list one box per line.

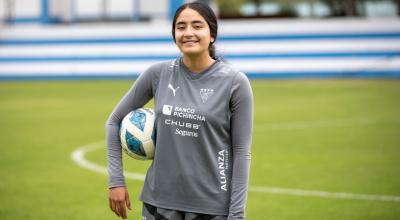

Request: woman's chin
left=181, top=50, right=201, bottom=57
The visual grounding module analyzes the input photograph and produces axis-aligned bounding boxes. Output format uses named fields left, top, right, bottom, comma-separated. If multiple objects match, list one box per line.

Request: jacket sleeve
left=106, top=64, right=160, bottom=188
left=228, top=72, right=254, bottom=220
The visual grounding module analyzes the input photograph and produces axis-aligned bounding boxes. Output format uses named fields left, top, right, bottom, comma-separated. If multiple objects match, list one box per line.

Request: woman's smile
left=182, top=39, right=199, bottom=46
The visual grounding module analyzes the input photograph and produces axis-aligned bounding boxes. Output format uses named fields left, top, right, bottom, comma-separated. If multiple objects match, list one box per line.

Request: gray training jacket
left=106, top=57, right=253, bottom=219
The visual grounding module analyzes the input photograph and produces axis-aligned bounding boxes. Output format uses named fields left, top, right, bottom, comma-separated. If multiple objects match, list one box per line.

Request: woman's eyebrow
left=176, top=20, right=205, bottom=26
left=192, top=20, right=204, bottom=25
left=176, top=21, right=186, bottom=26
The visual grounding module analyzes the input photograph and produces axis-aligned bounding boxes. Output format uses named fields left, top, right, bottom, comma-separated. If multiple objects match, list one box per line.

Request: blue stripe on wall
left=1, top=70, right=399, bottom=81
left=226, top=51, right=400, bottom=59
left=5, top=17, right=42, bottom=23
left=1, top=32, right=400, bottom=45
left=0, top=74, right=138, bottom=81
left=6, top=16, right=61, bottom=24
left=0, top=37, right=173, bottom=45
left=0, top=55, right=174, bottom=62
left=223, top=32, right=400, bottom=41
left=133, top=0, right=141, bottom=21
left=41, top=0, right=50, bottom=24
left=246, top=70, right=400, bottom=79
left=169, top=0, right=184, bottom=21
left=0, top=51, right=399, bottom=63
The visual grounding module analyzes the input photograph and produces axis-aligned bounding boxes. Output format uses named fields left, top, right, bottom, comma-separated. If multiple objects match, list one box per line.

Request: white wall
left=0, top=0, right=6, bottom=23
left=109, top=0, right=134, bottom=17
left=1, top=19, right=399, bottom=79
left=140, top=0, right=168, bottom=18
left=2, top=0, right=172, bottom=23
left=14, top=0, right=41, bottom=18
left=75, top=0, right=103, bottom=19
left=72, top=0, right=168, bottom=21
left=50, top=0, right=74, bottom=22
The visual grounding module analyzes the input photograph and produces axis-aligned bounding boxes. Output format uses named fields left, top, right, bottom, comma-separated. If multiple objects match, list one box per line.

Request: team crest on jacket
left=200, top=88, right=214, bottom=103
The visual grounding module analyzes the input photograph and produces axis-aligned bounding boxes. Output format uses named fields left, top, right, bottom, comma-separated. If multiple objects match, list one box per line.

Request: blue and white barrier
left=0, top=19, right=400, bottom=80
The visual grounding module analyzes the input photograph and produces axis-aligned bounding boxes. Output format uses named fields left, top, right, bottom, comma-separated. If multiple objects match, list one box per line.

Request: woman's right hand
left=108, top=186, right=132, bottom=219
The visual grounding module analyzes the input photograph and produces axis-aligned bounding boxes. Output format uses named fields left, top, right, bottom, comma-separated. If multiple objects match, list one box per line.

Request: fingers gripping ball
left=120, top=108, right=156, bottom=160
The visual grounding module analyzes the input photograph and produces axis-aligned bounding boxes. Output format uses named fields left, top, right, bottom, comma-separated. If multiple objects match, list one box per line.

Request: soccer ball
left=119, top=108, right=156, bottom=160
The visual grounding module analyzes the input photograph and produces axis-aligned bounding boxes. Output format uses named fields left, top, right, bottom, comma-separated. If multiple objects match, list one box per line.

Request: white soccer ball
left=119, top=108, right=156, bottom=160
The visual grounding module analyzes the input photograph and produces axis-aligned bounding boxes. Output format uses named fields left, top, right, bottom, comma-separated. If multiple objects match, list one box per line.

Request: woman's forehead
left=176, top=8, right=206, bottom=24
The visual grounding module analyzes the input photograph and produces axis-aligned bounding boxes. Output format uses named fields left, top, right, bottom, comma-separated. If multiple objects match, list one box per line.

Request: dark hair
left=172, top=1, right=218, bottom=59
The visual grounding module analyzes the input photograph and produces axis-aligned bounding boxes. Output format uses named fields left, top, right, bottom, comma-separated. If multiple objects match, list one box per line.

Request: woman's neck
left=182, top=53, right=215, bottom=73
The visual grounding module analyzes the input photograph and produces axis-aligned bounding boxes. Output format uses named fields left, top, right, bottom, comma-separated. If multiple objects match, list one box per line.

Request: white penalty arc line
left=256, top=117, right=400, bottom=131
left=71, top=141, right=400, bottom=203
left=70, top=141, right=146, bottom=181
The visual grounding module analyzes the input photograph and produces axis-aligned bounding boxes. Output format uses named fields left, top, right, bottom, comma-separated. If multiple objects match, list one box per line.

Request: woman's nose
left=183, top=26, right=194, bottom=36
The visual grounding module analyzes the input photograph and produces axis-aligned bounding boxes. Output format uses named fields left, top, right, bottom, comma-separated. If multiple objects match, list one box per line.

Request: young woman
left=106, top=2, right=253, bottom=220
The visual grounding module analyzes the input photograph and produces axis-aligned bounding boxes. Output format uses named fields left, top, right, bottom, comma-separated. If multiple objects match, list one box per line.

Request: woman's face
left=174, top=8, right=214, bottom=58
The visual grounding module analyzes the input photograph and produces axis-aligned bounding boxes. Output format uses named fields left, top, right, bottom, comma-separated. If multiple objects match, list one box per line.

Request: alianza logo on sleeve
left=218, top=149, right=229, bottom=191
left=162, top=104, right=206, bottom=138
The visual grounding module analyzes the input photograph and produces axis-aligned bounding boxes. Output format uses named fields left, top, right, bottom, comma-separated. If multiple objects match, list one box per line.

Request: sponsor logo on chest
left=162, top=104, right=206, bottom=138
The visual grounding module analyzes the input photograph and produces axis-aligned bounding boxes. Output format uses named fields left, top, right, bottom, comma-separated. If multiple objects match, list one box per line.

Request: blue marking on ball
left=129, top=110, right=146, bottom=132
left=125, top=131, right=146, bottom=156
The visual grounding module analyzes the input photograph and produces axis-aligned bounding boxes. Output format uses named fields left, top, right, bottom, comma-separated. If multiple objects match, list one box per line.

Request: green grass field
left=0, top=79, right=399, bottom=220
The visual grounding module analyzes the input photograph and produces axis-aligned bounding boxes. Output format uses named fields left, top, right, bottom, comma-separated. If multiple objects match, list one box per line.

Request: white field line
left=71, top=141, right=400, bottom=203
left=250, top=186, right=400, bottom=202
left=70, top=141, right=145, bottom=181
left=256, top=117, right=398, bottom=131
